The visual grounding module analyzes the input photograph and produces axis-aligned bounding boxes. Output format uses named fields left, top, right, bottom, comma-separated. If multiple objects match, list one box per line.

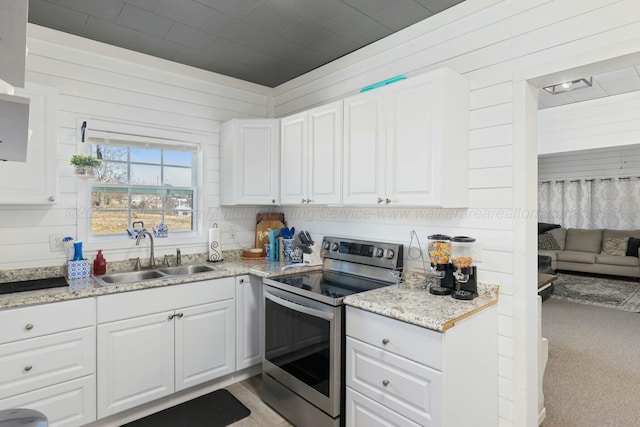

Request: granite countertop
left=344, top=271, right=500, bottom=332
left=0, top=259, right=322, bottom=310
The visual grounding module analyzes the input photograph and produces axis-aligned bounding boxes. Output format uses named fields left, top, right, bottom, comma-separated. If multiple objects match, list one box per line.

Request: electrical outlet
left=49, top=234, right=65, bottom=252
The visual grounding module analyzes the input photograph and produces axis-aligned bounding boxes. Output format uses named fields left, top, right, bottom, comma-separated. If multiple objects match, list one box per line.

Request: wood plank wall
left=271, top=1, right=640, bottom=425
left=0, top=26, right=270, bottom=269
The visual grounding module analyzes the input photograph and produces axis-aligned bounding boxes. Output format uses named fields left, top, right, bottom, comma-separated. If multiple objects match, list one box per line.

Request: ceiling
left=538, top=65, right=640, bottom=109
left=28, top=0, right=466, bottom=87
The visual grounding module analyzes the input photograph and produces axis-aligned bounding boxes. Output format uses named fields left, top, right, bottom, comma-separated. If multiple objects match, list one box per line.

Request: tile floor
left=225, top=375, right=293, bottom=427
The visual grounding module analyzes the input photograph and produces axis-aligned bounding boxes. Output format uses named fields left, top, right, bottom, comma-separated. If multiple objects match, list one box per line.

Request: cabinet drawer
left=346, top=306, right=443, bottom=369
left=346, top=387, right=421, bottom=427
left=0, top=298, right=95, bottom=343
left=346, top=337, right=442, bottom=427
left=0, top=327, right=96, bottom=399
left=0, top=375, right=96, bottom=427
left=98, top=278, right=235, bottom=323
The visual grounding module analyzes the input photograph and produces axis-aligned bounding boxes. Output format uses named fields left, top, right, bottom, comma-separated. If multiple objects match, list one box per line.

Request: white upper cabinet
left=0, top=83, right=58, bottom=205
left=220, top=119, right=279, bottom=205
left=343, top=69, right=470, bottom=207
left=280, top=101, right=342, bottom=205
left=0, top=0, right=27, bottom=88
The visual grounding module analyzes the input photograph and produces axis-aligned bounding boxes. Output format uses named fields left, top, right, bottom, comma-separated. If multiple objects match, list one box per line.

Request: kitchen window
left=88, top=141, right=198, bottom=237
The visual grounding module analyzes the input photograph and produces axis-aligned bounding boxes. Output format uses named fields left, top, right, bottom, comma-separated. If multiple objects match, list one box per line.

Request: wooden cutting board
left=255, top=212, right=285, bottom=248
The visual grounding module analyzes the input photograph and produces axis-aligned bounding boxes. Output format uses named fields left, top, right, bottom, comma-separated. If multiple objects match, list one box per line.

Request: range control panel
left=321, top=236, right=403, bottom=270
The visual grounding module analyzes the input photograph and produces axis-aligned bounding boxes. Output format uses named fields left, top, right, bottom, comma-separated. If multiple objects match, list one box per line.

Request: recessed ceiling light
left=543, top=77, right=593, bottom=95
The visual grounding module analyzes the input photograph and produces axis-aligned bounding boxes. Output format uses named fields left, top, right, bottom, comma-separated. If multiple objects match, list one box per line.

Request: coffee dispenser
left=427, top=234, right=455, bottom=295
left=451, top=236, right=478, bottom=300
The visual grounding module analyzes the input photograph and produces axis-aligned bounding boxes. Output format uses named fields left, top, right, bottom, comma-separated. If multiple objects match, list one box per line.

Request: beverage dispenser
left=427, top=234, right=455, bottom=295
left=451, top=236, right=478, bottom=300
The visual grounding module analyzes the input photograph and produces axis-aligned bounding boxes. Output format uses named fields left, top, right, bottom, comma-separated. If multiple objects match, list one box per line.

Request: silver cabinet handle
left=239, top=278, right=245, bottom=284
left=382, top=338, right=389, bottom=345
left=307, top=199, right=313, bottom=203
left=168, top=314, right=175, bottom=320
left=48, top=196, right=56, bottom=202
left=169, top=313, right=184, bottom=320
left=385, top=198, right=391, bottom=204
left=377, top=198, right=383, bottom=203
left=272, top=199, right=276, bottom=204
left=382, top=379, right=389, bottom=387
left=176, top=312, right=184, bottom=318
left=25, top=323, right=34, bottom=331
left=301, top=198, right=306, bottom=204
left=24, top=365, right=33, bottom=372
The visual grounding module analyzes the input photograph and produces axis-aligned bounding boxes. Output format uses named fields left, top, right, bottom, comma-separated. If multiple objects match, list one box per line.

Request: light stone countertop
left=344, top=271, right=500, bottom=332
left=0, top=259, right=322, bottom=310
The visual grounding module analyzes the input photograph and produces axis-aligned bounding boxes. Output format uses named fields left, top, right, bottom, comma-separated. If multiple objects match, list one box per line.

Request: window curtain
left=538, top=177, right=640, bottom=229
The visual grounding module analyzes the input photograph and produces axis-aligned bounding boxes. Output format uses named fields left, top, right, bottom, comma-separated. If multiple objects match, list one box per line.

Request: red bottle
left=93, top=250, right=107, bottom=275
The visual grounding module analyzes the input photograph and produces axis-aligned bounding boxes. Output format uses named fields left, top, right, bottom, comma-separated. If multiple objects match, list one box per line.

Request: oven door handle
left=264, top=290, right=334, bottom=321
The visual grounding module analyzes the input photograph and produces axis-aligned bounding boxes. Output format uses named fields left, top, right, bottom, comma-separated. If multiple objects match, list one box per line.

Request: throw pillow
left=538, top=222, right=561, bottom=234
left=538, top=233, right=560, bottom=250
left=626, top=237, right=640, bottom=257
left=601, top=237, right=629, bottom=256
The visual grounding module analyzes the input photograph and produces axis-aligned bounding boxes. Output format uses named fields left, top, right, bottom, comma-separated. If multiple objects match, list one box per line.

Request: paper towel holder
left=207, top=223, right=224, bottom=263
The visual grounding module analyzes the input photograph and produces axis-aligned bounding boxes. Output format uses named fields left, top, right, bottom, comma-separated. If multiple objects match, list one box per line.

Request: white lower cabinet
left=346, top=306, right=497, bottom=427
left=235, top=275, right=262, bottom=370
left=0, top=298, right=96, bottom=427
left=97, top=278, right=236, bottom=418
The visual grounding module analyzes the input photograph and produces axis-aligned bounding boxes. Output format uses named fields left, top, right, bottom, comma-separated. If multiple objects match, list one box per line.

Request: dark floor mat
left=121, top=389, right=251, bottom=427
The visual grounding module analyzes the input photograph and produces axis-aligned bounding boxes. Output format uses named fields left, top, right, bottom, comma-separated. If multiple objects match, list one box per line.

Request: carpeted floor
left=551, top=273, right=640, bottom=312
left=541, top=298, right=640, bottom=427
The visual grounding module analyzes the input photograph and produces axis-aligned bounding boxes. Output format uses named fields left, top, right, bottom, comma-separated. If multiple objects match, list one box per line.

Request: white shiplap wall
left=539, top=144, right=640, bottom=181
left=271, top=1, right=640, bottom=426
left=538, top=90, right=640, bottom=155
left=0, top=25, right=271, bottom=269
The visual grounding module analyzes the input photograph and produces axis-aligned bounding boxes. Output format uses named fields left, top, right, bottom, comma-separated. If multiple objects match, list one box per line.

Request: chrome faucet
left=135, top=231, right=155, bottom=268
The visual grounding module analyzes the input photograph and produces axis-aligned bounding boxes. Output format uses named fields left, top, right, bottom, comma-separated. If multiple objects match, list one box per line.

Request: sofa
left=538, top=227, right=640, bottom=278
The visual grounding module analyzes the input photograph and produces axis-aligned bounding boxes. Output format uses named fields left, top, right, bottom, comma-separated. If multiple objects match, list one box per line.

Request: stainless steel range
left=261, top=236, right=403, bottom=427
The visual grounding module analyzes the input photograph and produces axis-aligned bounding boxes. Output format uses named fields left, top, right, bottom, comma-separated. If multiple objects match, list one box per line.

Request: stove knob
left=384, top=249, right=395, bottom=259
left=331, top=242, right=339, bottom=251
left=323, top=241, right=330, bottom=250
left=375, top=248, right=384, bottom=258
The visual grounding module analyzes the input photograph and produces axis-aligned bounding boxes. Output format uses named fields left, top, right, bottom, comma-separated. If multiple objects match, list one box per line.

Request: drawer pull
left=382, top=338, right=390, bottom=345
left=25, top=323, right=34, bottom=331
left=168, top=314, right=175, bottom=320
left=24, top=365, right=33, bottom=372
left=176, top=312, right=184, bottom=318
left=382, top=379, right=390, bottom=387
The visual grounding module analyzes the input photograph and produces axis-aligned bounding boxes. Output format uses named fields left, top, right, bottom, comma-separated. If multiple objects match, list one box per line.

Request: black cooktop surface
left=266, top=270, right=393, bottom=306
left=0, top=277, right=68, bottom=295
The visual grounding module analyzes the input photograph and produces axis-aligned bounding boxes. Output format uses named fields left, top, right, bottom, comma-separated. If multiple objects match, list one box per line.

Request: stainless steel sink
left=92, top=263, right=218, bottom=287
left=97, top=270, right=165, bottom=285
left=158, top=265, right=216, bottom=276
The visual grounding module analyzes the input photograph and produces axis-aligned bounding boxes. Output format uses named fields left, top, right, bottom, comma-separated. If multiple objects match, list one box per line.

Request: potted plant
left=70, top=154, right=101, bottom=179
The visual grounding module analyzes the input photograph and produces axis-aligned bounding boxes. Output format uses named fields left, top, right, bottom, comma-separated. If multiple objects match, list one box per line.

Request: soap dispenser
left=93, top=250, right=107, bottom=275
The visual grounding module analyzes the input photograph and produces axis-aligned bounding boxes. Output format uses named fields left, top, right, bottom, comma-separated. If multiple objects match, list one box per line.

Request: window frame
left=75, top=119, right=208, bottom=249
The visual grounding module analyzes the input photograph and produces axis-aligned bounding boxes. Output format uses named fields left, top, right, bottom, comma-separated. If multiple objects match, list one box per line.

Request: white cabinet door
left=220, top=119, right=279, bottom=205
left=175, top=299, right=236, bottom=391
left=0, top=83, right=58, bottom=205
left=343, top=69, right=469, bottom=207
left=343, top=90, right=386, bottom=205
left=385, top=78, right=437, bottom=205
left=280, top=101, right=342, bottom=205
left=308, top=101, right=342, bottom=205
left=97, top=311, right=175, bottom=418
left=235, top=275, right=262, bottom=370
left=280, top=113, right=307, bottom=204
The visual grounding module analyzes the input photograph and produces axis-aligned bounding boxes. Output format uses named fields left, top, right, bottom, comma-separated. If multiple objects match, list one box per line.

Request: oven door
left=262, top=285, right=342, bottom=418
